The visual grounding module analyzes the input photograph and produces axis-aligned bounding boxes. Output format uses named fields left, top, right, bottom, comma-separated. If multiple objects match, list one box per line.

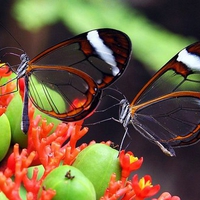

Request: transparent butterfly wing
left=26, top=29, right=131, bottom=121
left=129, top=42, right=200, bottom=154
left=132, top=92, right=200, bottom=147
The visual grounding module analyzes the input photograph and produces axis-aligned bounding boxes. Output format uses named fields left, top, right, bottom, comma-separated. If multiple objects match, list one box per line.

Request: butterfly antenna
left=104, top=86, right=127, bottom=100
left=0, top=22, right=25, bottom=52
left=85, top=117, right=114, bottom=126
left=95, top=87, right=128, bottom=113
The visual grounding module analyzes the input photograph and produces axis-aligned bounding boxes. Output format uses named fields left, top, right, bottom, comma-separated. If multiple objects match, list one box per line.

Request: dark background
left=1, top=0, right=200, bottom=199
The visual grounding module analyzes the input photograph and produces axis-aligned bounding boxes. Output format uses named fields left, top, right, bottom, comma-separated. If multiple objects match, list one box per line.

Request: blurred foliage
left=12, top=0, right=195, bottom=71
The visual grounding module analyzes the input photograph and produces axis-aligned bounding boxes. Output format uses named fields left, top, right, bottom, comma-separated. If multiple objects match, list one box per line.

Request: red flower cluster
left=101, top=151, right=159, bottom=200
left=0, top=70, right=181, bottom=200
left=0, top=63, right=15, bottom=115
left=1, top=109, right=93, bottom=199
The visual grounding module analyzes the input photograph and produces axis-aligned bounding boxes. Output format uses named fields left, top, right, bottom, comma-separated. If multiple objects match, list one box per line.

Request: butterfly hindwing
left=27, top=65, right=101, bottom=121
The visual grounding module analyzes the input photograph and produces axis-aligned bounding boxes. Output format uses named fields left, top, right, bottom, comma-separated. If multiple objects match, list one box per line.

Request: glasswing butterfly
left=0, top=28, right=132, bottom=133
left=119, top=42, right=200, bottom=156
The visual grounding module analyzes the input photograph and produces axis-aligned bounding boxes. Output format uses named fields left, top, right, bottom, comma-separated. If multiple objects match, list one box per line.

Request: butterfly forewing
left=29, top=29, right=132, bottom=89
left=131, top=42, right=200, bottom=106
left=129, top=42, right=200, bottom=154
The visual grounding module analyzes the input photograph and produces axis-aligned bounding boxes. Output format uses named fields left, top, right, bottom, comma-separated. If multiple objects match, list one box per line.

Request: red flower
left=131, top=174, right=160, bottom=200
left=0, top=144, right=37, bottom=200
left=101, top=173, right=130, bottom=200
left=0, top=99, right=92, bottom=199
left=0, top=63, right=15, bottom=115
left=119, top=150, right=143, bottom=181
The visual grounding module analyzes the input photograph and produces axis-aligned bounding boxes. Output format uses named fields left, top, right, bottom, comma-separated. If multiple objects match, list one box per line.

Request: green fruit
left=0, top=73, right=27, bottom=147
left=5, top=92, right=27, bottom=148
left=5, top=90, right=61, bottom=148
left=0, top=114, right=11, bottom=161
left=39, top=165, right=96, bottom=200
left=0, top=192, right=8, bottom=200
left=72, top=144, right=121, bottom=199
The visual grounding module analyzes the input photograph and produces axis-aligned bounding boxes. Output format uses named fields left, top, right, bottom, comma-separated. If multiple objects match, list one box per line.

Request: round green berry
left=72, top=143, right=121, bottom=199
left=0, top=114, right=11, bottom=161
left=39, top=165, right=96, bottom=200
